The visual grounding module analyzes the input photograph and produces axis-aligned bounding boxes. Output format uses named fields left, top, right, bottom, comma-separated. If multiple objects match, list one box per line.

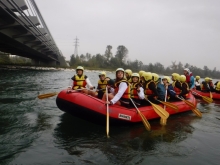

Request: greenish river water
left=0, top=69, right=220, bottom=165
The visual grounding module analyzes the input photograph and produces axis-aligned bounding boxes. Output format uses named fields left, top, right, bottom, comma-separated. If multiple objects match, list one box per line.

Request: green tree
left=115, top=45, right=128, bottom=66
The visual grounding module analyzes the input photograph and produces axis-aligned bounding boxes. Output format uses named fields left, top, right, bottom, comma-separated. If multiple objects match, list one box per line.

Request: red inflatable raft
left=56, top=89, right=197, bottom=124
left=192, top=89, right=220, bottom=100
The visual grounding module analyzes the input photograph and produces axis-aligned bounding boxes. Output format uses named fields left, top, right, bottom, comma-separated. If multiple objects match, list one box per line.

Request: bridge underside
left=0, top=0, right=60, bottom=66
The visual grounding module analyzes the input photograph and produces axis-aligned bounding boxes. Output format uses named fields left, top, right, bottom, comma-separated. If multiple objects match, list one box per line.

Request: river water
left=0, top=69, right=220, bottom=165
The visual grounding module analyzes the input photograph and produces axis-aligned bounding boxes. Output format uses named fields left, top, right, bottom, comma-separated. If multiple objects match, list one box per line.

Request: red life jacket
left=186, top=73, right=192, bottom=83
left=172, top=81, right=181, bottom=95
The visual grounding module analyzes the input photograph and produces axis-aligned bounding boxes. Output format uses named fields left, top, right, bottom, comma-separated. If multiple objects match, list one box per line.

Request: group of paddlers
left=195, top=76, right=220, bottom=93
left=69, top=66, right=219, bottom=106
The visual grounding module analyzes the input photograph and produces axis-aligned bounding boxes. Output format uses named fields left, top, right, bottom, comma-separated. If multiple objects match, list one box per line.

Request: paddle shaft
left=106, top=87, right=110, bottom=138
left=130, top=98, right=151, bottom=131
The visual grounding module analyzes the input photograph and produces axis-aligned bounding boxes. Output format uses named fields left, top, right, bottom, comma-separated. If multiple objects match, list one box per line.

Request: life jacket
left=215, top=82, right=220, bottom=91
left=144, top=80, right=156, bottom=96
left=130, top=83, right=140, bottom=99
left=172, top=81, right=181, bottom=95
left=71, top=75, right=87, bottom=89
left=97, top=79, right=108, bottom=91
left=114, top=79, right=131, bottom=100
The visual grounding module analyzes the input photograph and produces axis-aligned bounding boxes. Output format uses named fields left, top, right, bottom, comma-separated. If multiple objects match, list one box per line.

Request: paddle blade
left=138, top=111, right=151, bottom=131
left=192, top=108, right=202, bottom=118
left=202, top=96, right=213, bottom=103
left=38, top=92, right=57, bottom=99
left=151, top=103, right=169, bottom=119
left=161, top=101, right=179, bottom=112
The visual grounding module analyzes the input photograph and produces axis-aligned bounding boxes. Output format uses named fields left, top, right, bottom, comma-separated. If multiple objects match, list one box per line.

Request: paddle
left=38, top=92, right=58, bottom=99
left=191, top=91, right=213, bottom=103
left=144, top=97, right=169, bottom=120
left=176, top=96, right=202, bottom=117
left=130, top=98, right=151, bottom=131
left=106, top=87, right=110, bottom=138
left=156, top=100, right=179, bottom=112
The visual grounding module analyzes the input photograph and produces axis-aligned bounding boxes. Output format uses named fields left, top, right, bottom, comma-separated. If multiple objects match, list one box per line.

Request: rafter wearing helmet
left=104, top=68, right=130, bottom=106
left=195, top=76, right=201, bottom=91
left=141, top=72, right=159, bottom=104
left=130, top=73, right=145, bottom=105
left=152, top=73, right=165, bottom=101
left=171, top=73, right=182, bottom=96
left=201, top=77, right=211, bottom=92
left=183, top=68, right=195, bottom=90
left=70, top=66, right=94, bottom=94
left=178, top=75, right=189, bottom=99
left=162, top=76, right=176, bottom=101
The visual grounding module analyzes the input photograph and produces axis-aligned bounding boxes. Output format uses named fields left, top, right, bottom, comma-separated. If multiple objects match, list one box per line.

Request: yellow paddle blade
left=151, top=103, right=169, bottom=119
left=160, top=101, right=179, bottom=112
left=38, top=92, right=58, bottom=99
left=202, top=96, right=213, bottom=103
left=130, top=98, right=151, bottom=131
left=160, top=118, right=167, bottom=126
left=192, top=108, right=202, bottom=118
left=138, top=111, right=151, bottom=131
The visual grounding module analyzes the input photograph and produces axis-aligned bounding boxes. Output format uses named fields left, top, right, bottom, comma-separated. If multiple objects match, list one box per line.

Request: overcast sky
left=35, top=0, right=220, bottom=70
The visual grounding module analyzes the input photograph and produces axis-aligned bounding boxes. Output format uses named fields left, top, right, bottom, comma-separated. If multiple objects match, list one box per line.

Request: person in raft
left=125, top=69, right=132, bottom=83
left=162, top=76, right=176, bottom=101
left=141, top=72, right=159, bottom=104
left=104, top=68, right=130, bottom=105
left=90, top=71, right=111, bottom=99
left=194, top=76, right=201, bottom=91
left=183, top=68, right=195, bottom=90
left=152, top=73, right=165, bottom=101
left=178, top=75, right=190, bottom=99
left=171, top=73, right=182, bottom=98
left=208, top=78, right=215, bottom=92
left=130, top=73, right=145, bottom=105
left=69, top=66, right=94, bottom=94
left=201, top=77, right=211, bottom=92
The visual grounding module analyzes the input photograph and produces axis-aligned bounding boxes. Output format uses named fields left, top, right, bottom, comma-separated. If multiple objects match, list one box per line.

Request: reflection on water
left=1, top=69, right=220, bottom=165
left=53, top=112, right=197, bottom=164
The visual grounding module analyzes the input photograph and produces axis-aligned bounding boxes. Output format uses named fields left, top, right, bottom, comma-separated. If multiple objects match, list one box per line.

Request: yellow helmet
left=76, top=66, right=84, bottom=71
left=99, top=71, right=106, bottom=77
left=162, top=76, right=171, bottom=83
left=125, top=69, right=132, bottom=76
left=131, top=73, right=140, bottom=79
left=171, top=73, right=180, bottom=81
left=204, top=77, right=209, bottom=82
left=152, top=73, right=159, bottom=82
left=195, top=76, right=200, bottom=80
left=142, top=72, right=152, bottom=81
left=179, top=75, right=186, bottom=83
left=209, top=78, right=212, bottom=81
left=139, top=70, right=145, bottom=77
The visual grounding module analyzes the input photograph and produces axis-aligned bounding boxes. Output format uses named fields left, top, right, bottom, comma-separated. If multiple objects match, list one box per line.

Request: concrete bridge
left=0, top=0, right=62, bottom=66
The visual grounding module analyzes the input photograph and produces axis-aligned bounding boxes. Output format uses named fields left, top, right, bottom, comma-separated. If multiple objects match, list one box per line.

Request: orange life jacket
left=130, top=83, right=140, bottom=99
left=114, top=79, right=131, bottom=99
